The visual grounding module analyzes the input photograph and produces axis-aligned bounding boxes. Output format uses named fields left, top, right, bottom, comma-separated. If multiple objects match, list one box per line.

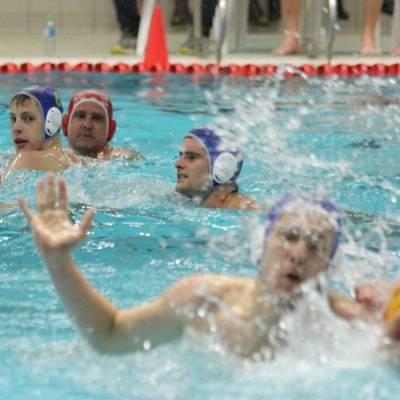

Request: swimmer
left=62, top=89, right=143, bottom=160
left=19, top=179, right=358, bottom=358
left=5, top=86, right=81, bottom=178
left=175, top=128, right=260, bottom=210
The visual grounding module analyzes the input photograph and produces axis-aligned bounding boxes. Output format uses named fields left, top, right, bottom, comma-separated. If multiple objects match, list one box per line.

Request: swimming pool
left=0, top=71, right=399, bottom=399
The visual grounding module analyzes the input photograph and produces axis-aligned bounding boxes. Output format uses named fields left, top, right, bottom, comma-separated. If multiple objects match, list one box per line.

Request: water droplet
left=143, top=340, right=151, bottom=351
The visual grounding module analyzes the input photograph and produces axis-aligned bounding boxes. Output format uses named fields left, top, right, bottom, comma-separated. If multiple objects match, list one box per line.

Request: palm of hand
left=19, top=175, right=93, bottom=255
left=32, top=208, right=83, bottom=251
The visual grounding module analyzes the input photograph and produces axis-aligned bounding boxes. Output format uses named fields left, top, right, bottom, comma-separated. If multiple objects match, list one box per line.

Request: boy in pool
left=19, top=176, right=361, bottom=358
left=4, top=86, right=81, bottom=178
left=175, top=128, right=261, bottom=210
left=62, top=90, right=143, bottom=160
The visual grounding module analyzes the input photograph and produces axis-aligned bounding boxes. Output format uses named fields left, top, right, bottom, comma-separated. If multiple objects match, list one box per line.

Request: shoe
left=111, top=33, right=136, bottom=55
left=179, top=34, right=209, bottom=57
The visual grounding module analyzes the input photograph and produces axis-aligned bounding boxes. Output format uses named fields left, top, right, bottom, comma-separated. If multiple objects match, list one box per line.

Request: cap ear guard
left=187, top=127, right=244, bottom=187
left=212, top=152, right=241, bottom=184
left=61, top=114, right=69, bottom=136
left=45, top=107, right=62, bottom=138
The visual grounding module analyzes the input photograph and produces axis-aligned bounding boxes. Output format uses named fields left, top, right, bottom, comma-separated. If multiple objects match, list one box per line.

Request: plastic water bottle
left=43, top=17, right=57, bottom=57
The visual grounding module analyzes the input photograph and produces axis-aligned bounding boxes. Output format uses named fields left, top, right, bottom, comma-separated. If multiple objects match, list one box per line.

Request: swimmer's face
left=260, top=210, right=334, bottom=294
left=10, top=98, right=44, bottom=152
left=175, top=137, right=211, bottom=198
left=67, top=101, right=108, bottom=157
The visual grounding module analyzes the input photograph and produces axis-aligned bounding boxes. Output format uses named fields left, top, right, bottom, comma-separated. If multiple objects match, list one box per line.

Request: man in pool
left=62, top=89, right=143, bottom=160
left=175, top=128, right=260, bottom=210
left=4, top=86, right=81, bottom=178
left=19, top=176, right=361, bottom=358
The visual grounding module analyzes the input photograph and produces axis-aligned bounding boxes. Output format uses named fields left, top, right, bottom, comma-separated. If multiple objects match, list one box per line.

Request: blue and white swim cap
left=186, top=128, right=243, bottom=187
left=264, top=192, right=342, bottom=264
left=12, top=86, right=63, bottom=141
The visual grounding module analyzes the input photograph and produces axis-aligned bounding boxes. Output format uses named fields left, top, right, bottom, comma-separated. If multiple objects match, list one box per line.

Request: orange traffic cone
left=143, top=4, right=169, bottom=71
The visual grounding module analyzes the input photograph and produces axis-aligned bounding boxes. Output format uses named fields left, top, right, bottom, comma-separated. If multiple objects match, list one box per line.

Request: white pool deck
left=0, top=28, right=398, bottom=68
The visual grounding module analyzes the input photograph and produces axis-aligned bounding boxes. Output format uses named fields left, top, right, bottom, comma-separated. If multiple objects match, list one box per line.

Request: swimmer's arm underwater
left=18, top=173, right=187, bottom=354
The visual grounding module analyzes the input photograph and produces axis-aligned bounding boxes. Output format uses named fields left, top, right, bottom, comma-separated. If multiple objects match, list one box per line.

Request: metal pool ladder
left=303, top=0, right=337, bottom=62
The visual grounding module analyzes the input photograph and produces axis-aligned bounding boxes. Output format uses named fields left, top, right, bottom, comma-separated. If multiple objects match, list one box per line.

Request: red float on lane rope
left=0, top=62, right=399, bottom=76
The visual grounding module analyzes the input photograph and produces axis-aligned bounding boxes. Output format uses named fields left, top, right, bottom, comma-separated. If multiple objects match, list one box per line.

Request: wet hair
left=11, top=93, right=35, bottom=107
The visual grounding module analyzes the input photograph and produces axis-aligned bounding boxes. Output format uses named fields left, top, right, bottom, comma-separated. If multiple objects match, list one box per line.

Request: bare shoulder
left=6, top=151, right=42, bottom=171
left=110, top=147, right=145, bottom=160
left=64, top=149, right=85, bottom=165
left=6, top=149, right=79, bottom=174
left=164, top=274, right=254, bottom=305
left=229, top=193, right=267, bottom=212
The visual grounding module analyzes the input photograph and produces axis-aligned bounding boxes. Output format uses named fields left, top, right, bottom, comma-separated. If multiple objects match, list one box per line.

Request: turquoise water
left=0, top=71, right=399, bottom=399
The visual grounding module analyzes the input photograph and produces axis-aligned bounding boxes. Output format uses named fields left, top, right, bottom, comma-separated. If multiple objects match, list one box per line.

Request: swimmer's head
left=185, top=128, right=243, bottom=188
left=264, top=192, right=342, bottom=263
left=62, top=89, right=116, bottom=142
left=11, top=86, right=63, bottom=142
left=259, top=193, right=342, bottom=293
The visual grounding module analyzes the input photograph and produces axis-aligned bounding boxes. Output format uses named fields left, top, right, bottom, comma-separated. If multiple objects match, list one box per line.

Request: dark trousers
left=201, top=0, right=218, bottom=37
left=113, top=0, right=140, bottom=37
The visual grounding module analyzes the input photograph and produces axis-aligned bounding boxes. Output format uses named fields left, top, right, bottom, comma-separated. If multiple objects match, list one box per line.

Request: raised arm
left=18, top=174, right=184, bottom=354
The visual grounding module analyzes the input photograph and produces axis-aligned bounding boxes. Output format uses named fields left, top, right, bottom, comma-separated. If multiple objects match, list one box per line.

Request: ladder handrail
left=215, top=0, right=228, bottom=64
left=326, top=0, right=337, bottom=63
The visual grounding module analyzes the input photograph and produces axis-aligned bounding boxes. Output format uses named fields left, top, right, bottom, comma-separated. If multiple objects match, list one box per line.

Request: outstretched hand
left=18, top=173, right=95, bottom=256
left=355, top=282, right=392, bottom=314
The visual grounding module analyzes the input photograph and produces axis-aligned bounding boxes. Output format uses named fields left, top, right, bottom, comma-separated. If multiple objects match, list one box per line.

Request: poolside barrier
left=0, top=62, right=399, bottom=76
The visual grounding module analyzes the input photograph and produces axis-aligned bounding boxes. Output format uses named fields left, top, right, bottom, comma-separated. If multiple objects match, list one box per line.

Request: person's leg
left=111, top=0, right=141, bottom=53
left=113, top=0, right=140, bottom=38
left=272, top=0, right=301, bottom=55
left=179, top=0, right=217, bottom=56
left=201, top=0, right=218, bottom=37
left=337, top=0, right=349, bottom=20
left=249, top=0, right=266, bottom=26
left=268, top=0, right=281, bottom=22
left=171, top=0, right=192, bottom=26
left=382, top=0, right=394, bottom=15
left=361, top=0, right=384, bottom=55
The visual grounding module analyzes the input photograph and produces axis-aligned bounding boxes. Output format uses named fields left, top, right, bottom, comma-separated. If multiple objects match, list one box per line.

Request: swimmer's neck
left=40, top=137, right=62, bottom=152
left=201, top=184, right=237, bottom=209
left=74, top=144, right=113, bottom=159
left=253, top=278, right=300, bottom=312
left=95, top=144, right=114, bottom=160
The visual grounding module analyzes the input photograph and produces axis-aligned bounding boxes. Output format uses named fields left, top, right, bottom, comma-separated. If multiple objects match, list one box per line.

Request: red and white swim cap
left=62, top=90, right=117, bottom=141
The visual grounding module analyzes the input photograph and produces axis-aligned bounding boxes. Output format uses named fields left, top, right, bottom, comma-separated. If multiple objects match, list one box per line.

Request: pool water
left=0, top=71, right=399, bottom=399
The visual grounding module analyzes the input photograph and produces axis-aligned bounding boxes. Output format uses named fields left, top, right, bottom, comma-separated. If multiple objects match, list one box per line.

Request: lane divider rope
left=0, top=62, right=399, bottom=75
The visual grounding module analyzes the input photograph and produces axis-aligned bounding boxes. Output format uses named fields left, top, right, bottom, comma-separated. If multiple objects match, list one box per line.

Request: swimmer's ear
left=61, top=114, right=69, bottom=136
left=108, top=119, right=117, bottom=141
